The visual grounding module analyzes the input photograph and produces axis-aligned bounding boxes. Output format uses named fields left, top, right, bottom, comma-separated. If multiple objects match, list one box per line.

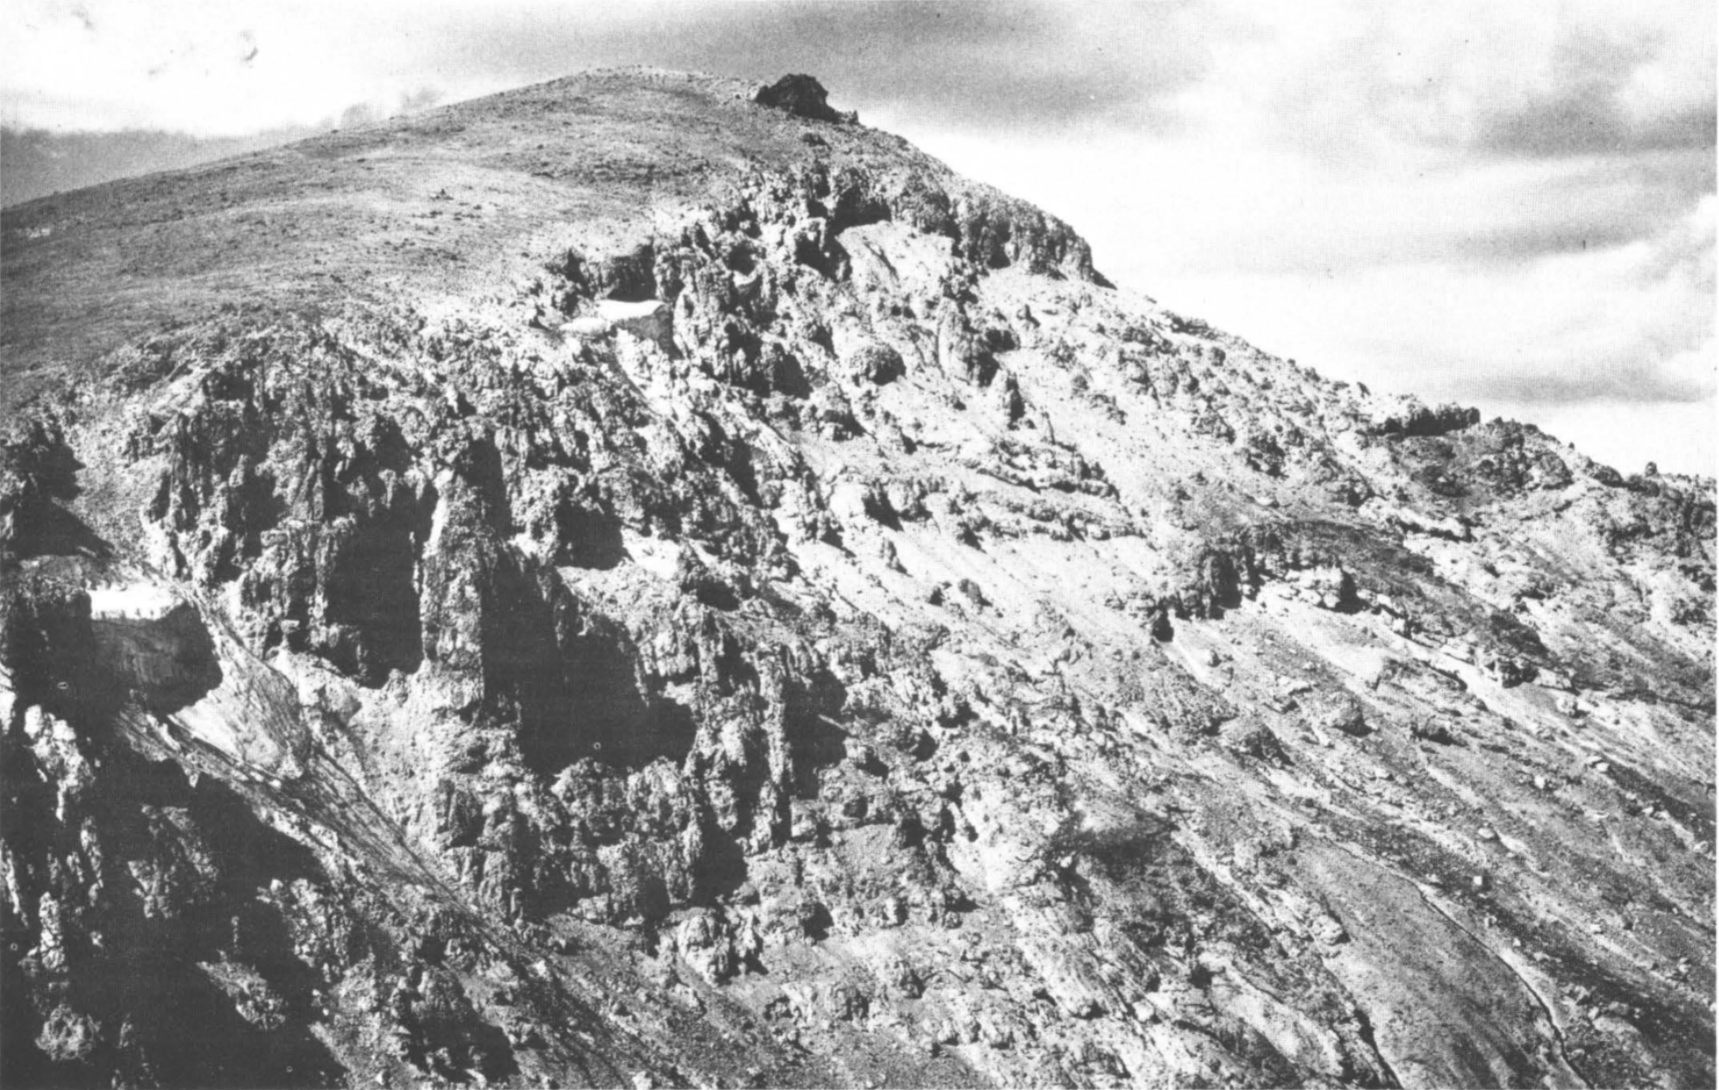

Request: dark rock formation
left=753, top=74, right=857, bottom=125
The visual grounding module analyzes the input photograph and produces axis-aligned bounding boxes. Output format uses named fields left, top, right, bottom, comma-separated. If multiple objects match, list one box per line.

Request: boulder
left=753, top=74, right=857, bottom=124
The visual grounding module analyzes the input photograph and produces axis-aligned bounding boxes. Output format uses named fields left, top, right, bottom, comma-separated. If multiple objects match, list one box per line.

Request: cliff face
left=1, top=70, right=1713, bottom=1089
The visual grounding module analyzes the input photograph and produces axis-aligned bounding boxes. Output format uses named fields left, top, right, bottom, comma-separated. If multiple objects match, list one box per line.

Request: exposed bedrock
left=1, top=69, right=1712, bottom=1089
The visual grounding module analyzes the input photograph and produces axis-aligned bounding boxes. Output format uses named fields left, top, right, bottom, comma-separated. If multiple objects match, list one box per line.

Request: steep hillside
left=2, top=69, right=1713, bottom=1089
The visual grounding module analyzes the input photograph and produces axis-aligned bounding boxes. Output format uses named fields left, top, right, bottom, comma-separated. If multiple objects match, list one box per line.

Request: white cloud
left=1, top=0, right=520, bottom=133
left=880, top=2, right=1713, bottom=473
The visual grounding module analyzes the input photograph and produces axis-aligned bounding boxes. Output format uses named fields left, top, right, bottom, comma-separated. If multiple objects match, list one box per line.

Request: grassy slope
left=0, top=70, right=845, bottom=411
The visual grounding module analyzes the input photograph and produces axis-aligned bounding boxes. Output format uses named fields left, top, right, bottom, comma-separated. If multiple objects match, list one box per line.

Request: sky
left=2, top=0, right=1714, bottom=475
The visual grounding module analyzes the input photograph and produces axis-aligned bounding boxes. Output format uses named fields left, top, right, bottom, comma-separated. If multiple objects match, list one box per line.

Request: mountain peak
left=1, top=67, right=1100, bottom=411
left=2, top=66, right=1713, bottom=1090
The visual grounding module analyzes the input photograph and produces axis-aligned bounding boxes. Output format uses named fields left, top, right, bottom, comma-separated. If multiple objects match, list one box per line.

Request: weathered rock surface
left=753, top=74, right=858, bottom=126
left=2, top=68, right=1713, bottom=1088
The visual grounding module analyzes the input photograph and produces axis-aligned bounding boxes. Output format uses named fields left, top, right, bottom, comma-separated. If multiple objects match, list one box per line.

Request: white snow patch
left=89, top=583, right=177, bottom=620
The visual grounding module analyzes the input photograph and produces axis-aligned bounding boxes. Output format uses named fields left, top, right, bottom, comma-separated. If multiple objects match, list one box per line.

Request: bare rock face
left=2, top=69, right=1714, bottom=1089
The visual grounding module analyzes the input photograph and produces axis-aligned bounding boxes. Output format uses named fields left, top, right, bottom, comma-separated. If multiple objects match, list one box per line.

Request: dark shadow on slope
left=555, top=506, right=626, bottom=570
left=324, top=520, right=424, bottom=683
left=693, top=581, right=740, bottom=612
left=10, top=502, right=112, bottom=560
left=9, top=566, right=262, bottom=762
left=0, top=425, right=112, bottom=561
left=4, top=739, right=349, bottom=1088
left=453, top=435, right=515, bottom=537
left=1051, top=809, right=1178, bottom=880
left=87, top=952, right=347, bottom=1089
left=0, top=716, right=95, bottom=1089
left=766, top=349, right=812, bottom=400
left=395, top=967, right=519, bottom=1086
left=691, top=812, right=752, bottom=905
left=5, top=570, right=131, bottom=726
left=725, top=438, right=763, bottom=508
left=91, top=603, right=223, bottom=716
left=547, top=623, right=698, bottom=772
left=794, top=230, right=851, bottom=281
left=502, top=564, right=697, bottom=775
left=784, top=670, right=850, bottom=797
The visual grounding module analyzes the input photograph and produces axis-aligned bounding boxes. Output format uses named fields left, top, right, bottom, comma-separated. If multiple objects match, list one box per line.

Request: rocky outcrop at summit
left=2, top=69, right=1713, bottom=1089
left=753, top=74, right=857, bottom=126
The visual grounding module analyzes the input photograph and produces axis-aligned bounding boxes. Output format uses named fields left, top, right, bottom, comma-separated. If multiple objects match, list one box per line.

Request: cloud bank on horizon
left=2, top=0, right=1712, bottom=474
